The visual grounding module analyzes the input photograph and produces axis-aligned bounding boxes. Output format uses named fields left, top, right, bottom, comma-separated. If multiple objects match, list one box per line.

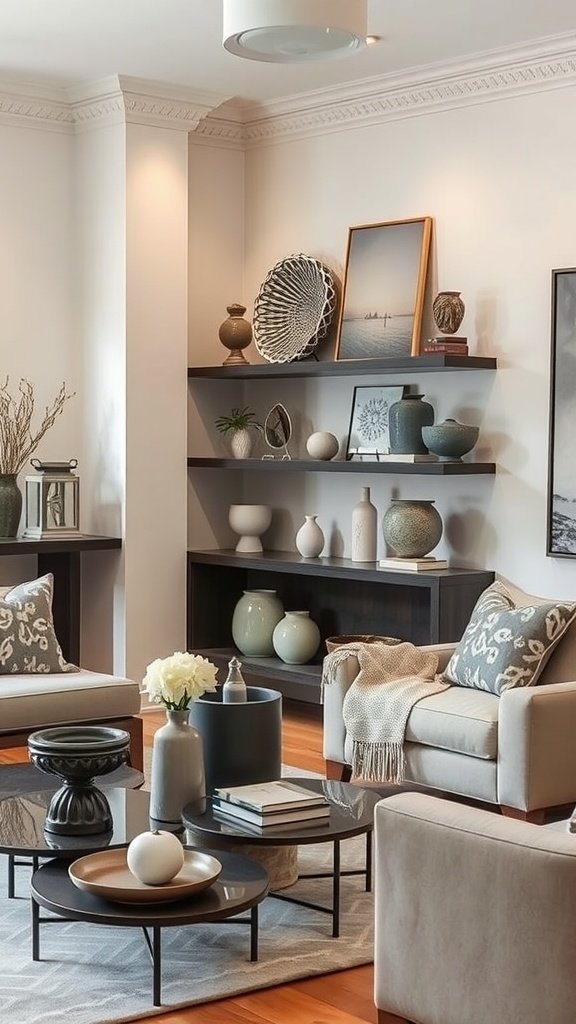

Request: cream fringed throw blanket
left=323, top=640, right=450, bottom=783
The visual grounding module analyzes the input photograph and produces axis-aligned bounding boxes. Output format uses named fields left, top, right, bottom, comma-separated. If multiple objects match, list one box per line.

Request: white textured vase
left=351, top=486, right=378, bottom=562
left=230, top=429, right=253, bottom=459
left=273, top=611, right=321, bottom=665
left=295, top=515, right=324, bottom=558
left=149, top=709, right=205, bottom=823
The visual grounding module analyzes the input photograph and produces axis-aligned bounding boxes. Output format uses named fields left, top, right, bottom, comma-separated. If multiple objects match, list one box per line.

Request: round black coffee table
left=183, top=777, right=379, bottom=937
left=31, top=850, right=269, bottom=1006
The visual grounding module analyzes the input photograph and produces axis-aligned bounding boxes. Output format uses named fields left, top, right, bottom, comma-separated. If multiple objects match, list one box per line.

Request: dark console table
left=0, top=535, right=122, bottom=664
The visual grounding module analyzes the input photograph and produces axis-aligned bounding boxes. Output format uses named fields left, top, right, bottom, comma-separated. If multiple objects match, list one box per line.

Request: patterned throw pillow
left=442, top=581, right=576, bottom=696
left=0, top=574, right=78, bottom=674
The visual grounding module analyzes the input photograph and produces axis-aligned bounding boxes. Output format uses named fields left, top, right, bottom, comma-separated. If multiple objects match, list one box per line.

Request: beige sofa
left=374, top=793, right=576, bottom=1024
left=0, top=669, right=143, bottom=770
left=323, top=582, right=576, bottom=821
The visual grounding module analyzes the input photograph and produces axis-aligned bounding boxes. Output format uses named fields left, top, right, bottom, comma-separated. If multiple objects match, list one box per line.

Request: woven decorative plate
left=253, top=254, right=337, bottom=363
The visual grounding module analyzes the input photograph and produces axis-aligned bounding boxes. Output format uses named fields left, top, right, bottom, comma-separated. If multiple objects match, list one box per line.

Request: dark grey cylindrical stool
left=188, top=685, right=282, bottom=795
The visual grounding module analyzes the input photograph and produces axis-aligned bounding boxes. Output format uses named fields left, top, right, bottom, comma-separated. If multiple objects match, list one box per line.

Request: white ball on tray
left=127, top=829, right=185, bottom=885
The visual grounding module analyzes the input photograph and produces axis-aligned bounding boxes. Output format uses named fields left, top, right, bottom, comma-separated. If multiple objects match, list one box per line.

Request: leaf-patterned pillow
left=0, top=574, right=78, bottom=674
left=442, top=581, right=576, bottom=695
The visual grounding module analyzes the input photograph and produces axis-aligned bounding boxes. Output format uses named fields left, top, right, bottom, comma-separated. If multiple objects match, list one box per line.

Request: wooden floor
left=1, top=702, right=394, bottom=1024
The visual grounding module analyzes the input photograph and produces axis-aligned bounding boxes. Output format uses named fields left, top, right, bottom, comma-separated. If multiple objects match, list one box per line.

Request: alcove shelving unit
left=187, top=353, right=497, bottom=704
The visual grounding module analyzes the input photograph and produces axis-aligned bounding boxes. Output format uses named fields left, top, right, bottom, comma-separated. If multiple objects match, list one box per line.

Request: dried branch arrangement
left=0, top=377, right=75, bottom=474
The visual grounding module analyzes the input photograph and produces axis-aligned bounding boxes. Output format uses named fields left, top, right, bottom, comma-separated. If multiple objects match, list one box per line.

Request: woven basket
left=325, top=635, right=402, bottom=654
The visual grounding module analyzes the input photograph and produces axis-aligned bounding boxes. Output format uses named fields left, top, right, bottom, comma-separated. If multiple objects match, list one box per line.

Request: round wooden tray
left=69, top=848, right=222, bottom=904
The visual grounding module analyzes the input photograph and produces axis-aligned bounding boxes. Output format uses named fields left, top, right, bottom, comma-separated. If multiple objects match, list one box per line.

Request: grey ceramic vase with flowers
left=382, top=499, right=443, bottom=558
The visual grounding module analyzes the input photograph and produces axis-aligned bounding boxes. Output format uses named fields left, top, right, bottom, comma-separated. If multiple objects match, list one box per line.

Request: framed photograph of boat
left=547, top=268, right=576, bottom=556
left=335, top=217, right=432, bottom=361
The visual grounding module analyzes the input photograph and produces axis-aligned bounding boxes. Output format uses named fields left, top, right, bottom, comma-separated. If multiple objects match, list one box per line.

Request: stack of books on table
left=212, top=780, right=330, bottom=833
left=424, top=336, right=469, bottom=355
left=379, top=556, right=449, bottom=572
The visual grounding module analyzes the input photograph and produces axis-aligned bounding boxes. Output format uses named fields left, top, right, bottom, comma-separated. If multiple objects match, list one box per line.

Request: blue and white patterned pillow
left=442, top=581, right=576, bottom=695
left=0, top=574, right=78, bottom=674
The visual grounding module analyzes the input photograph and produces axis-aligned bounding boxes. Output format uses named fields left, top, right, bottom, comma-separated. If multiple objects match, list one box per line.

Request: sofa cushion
left=442, top=581, right=576, bottom=695
left=345, top=686, right=499, bottom=762
left=502, top=580, right=576, bottom=686
left=0, top=670, right=141, bottom=731
left=0, top=574, right=77, bottom=674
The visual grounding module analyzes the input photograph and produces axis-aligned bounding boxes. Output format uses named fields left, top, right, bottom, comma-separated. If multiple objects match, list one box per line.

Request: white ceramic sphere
left=127, top=830, right=185, bottom=885
left=306, top=431, right=339, bottom=461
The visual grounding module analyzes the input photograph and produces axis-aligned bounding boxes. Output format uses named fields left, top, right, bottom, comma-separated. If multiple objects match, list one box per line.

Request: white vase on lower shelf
left=295, top=515, right=324, bottom=558
left=149, top=709, right=205, bottom=823
left=351, top=486, right=378, bottom=562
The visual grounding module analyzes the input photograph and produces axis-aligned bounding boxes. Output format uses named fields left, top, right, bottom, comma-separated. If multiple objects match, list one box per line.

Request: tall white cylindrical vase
left=149, top=709, right=205, bottom=823
left=351, top=486, right=377, bottom=562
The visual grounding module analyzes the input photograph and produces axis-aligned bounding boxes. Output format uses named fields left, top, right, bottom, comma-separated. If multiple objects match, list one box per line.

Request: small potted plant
left=215, top=406, right=261, bottom=460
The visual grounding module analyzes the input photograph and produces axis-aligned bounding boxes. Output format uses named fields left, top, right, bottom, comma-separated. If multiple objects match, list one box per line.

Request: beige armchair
left=374, top=793, right=576, bottom=1024
left=323, top=583, right=576, bottom=822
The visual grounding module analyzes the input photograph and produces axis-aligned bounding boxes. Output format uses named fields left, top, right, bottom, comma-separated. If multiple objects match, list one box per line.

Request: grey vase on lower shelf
left=382, top=499, right=443, bottom=558
left=0, top=474, right=22, bottom=538
left=149, top=709, right=205, bottom=823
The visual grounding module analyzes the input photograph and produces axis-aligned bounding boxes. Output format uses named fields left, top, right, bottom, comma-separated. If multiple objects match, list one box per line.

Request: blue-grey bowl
left=421, top=419, right=479, bottom=461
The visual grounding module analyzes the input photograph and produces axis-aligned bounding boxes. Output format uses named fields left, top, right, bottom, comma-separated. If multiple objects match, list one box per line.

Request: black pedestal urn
left=28, top=725, right=130, bottom=835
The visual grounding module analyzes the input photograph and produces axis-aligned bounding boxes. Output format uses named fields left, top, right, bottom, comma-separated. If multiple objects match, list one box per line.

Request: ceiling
left=0, top=1, right=575, bottom=102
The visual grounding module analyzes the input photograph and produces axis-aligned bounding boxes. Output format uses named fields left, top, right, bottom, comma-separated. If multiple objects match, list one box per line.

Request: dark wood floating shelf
left=187, top=457, right=495, bottom=476
left=0, top=534, right=122, bottom=556
left=188, top=354, right=497, bottom=380
left=194, top=648, right=323, bottom=704
left=188, top=549, right=492, bottom=587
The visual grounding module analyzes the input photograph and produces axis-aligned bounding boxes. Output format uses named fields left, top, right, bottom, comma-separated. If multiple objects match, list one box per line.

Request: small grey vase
left=149, top=709, right=205, bottom=823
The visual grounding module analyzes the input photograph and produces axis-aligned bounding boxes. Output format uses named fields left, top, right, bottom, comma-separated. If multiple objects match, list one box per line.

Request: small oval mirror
left=264, top=404, right=292, bottom=452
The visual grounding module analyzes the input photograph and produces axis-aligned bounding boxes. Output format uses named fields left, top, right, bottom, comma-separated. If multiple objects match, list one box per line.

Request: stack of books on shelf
left=424, top=336, right=469, bottom=355
left=212, top=780, right=330, bottom=833
left=379, top=556, right=449, bottom=572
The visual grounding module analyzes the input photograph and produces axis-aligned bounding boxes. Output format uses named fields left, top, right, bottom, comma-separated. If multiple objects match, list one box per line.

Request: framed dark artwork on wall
left=346, top=385, right=406, bottom=459
left=547, top=268, right=576, bottom=556
left=335, top=217, right=432, bottom=361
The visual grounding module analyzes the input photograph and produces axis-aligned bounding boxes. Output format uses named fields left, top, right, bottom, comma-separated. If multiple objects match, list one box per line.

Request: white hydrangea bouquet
left=143, top=651, right=218, bottom=710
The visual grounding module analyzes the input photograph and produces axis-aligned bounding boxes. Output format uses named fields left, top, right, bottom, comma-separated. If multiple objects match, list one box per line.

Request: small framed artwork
left=336, top=217, right=432, bottom=361
left=547, top=268, right=576, bottom=556
left=346, top=385, right=406, bottom=459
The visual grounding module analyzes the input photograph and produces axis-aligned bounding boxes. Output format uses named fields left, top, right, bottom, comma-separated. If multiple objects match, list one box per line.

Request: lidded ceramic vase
left=273, top=611, right=321, bottom=665
left=432, top=291, right=465, bottom=335
left=382, top=499, right=443, bottom=558
left=422, top=419, right=479, bottom=462
left=218, top=303, right=252, bottom=366
left=295, top=515, right=324, bottom=558
left=231, top=589, right=284, bottom=657
left=388, top=395, right=435, bottom=455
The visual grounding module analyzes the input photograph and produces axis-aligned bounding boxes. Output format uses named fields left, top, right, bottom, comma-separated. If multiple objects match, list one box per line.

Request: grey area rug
left=0, top=767, right=374, bottom=1024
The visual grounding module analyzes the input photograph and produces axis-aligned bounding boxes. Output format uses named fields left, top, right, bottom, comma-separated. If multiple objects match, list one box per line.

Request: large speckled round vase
left=382, top=499, right=443, bottom=558
left=231, top=589, right=284, bottom=657
left=388, top=395, right=434, bottom=455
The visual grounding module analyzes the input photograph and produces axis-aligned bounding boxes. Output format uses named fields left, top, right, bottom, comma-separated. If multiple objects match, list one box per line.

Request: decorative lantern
left=24, top=459, right=80, bottom=539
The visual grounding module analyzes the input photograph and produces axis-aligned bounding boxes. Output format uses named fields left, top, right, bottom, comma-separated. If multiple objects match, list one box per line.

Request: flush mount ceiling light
left=223, top=0, right=368, bottom=63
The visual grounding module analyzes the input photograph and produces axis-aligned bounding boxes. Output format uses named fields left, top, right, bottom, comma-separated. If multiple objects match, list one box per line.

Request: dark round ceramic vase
left=28, top=726, right=130, bottom=835
left=388, top=395, right=435, bottom=455
left=0, top=474, right=22, bottom=538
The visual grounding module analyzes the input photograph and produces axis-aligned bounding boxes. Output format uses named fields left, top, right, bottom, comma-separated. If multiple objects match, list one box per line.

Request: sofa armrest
left=322, top=642, right=457, bottom=764
left=498, top=680, right=576, bottom=811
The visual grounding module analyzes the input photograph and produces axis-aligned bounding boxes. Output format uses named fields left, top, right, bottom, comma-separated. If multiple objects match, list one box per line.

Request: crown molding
left=1, top=32, right=576, bottom=142
left=69, top=76, right=229, bottom=132
left=238, top=31, right=576, bottom=146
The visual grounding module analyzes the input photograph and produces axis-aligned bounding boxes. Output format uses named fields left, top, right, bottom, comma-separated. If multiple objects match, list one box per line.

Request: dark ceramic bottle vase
left=388, top=395, right=435, bottom=455
left=0, top=474, right=22, bottom=538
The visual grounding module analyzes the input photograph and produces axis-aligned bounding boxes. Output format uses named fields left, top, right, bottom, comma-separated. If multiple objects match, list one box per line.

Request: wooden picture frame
left=547, top=267, right=576, bottom=556
left=335, top=217, right=432, bottom=361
